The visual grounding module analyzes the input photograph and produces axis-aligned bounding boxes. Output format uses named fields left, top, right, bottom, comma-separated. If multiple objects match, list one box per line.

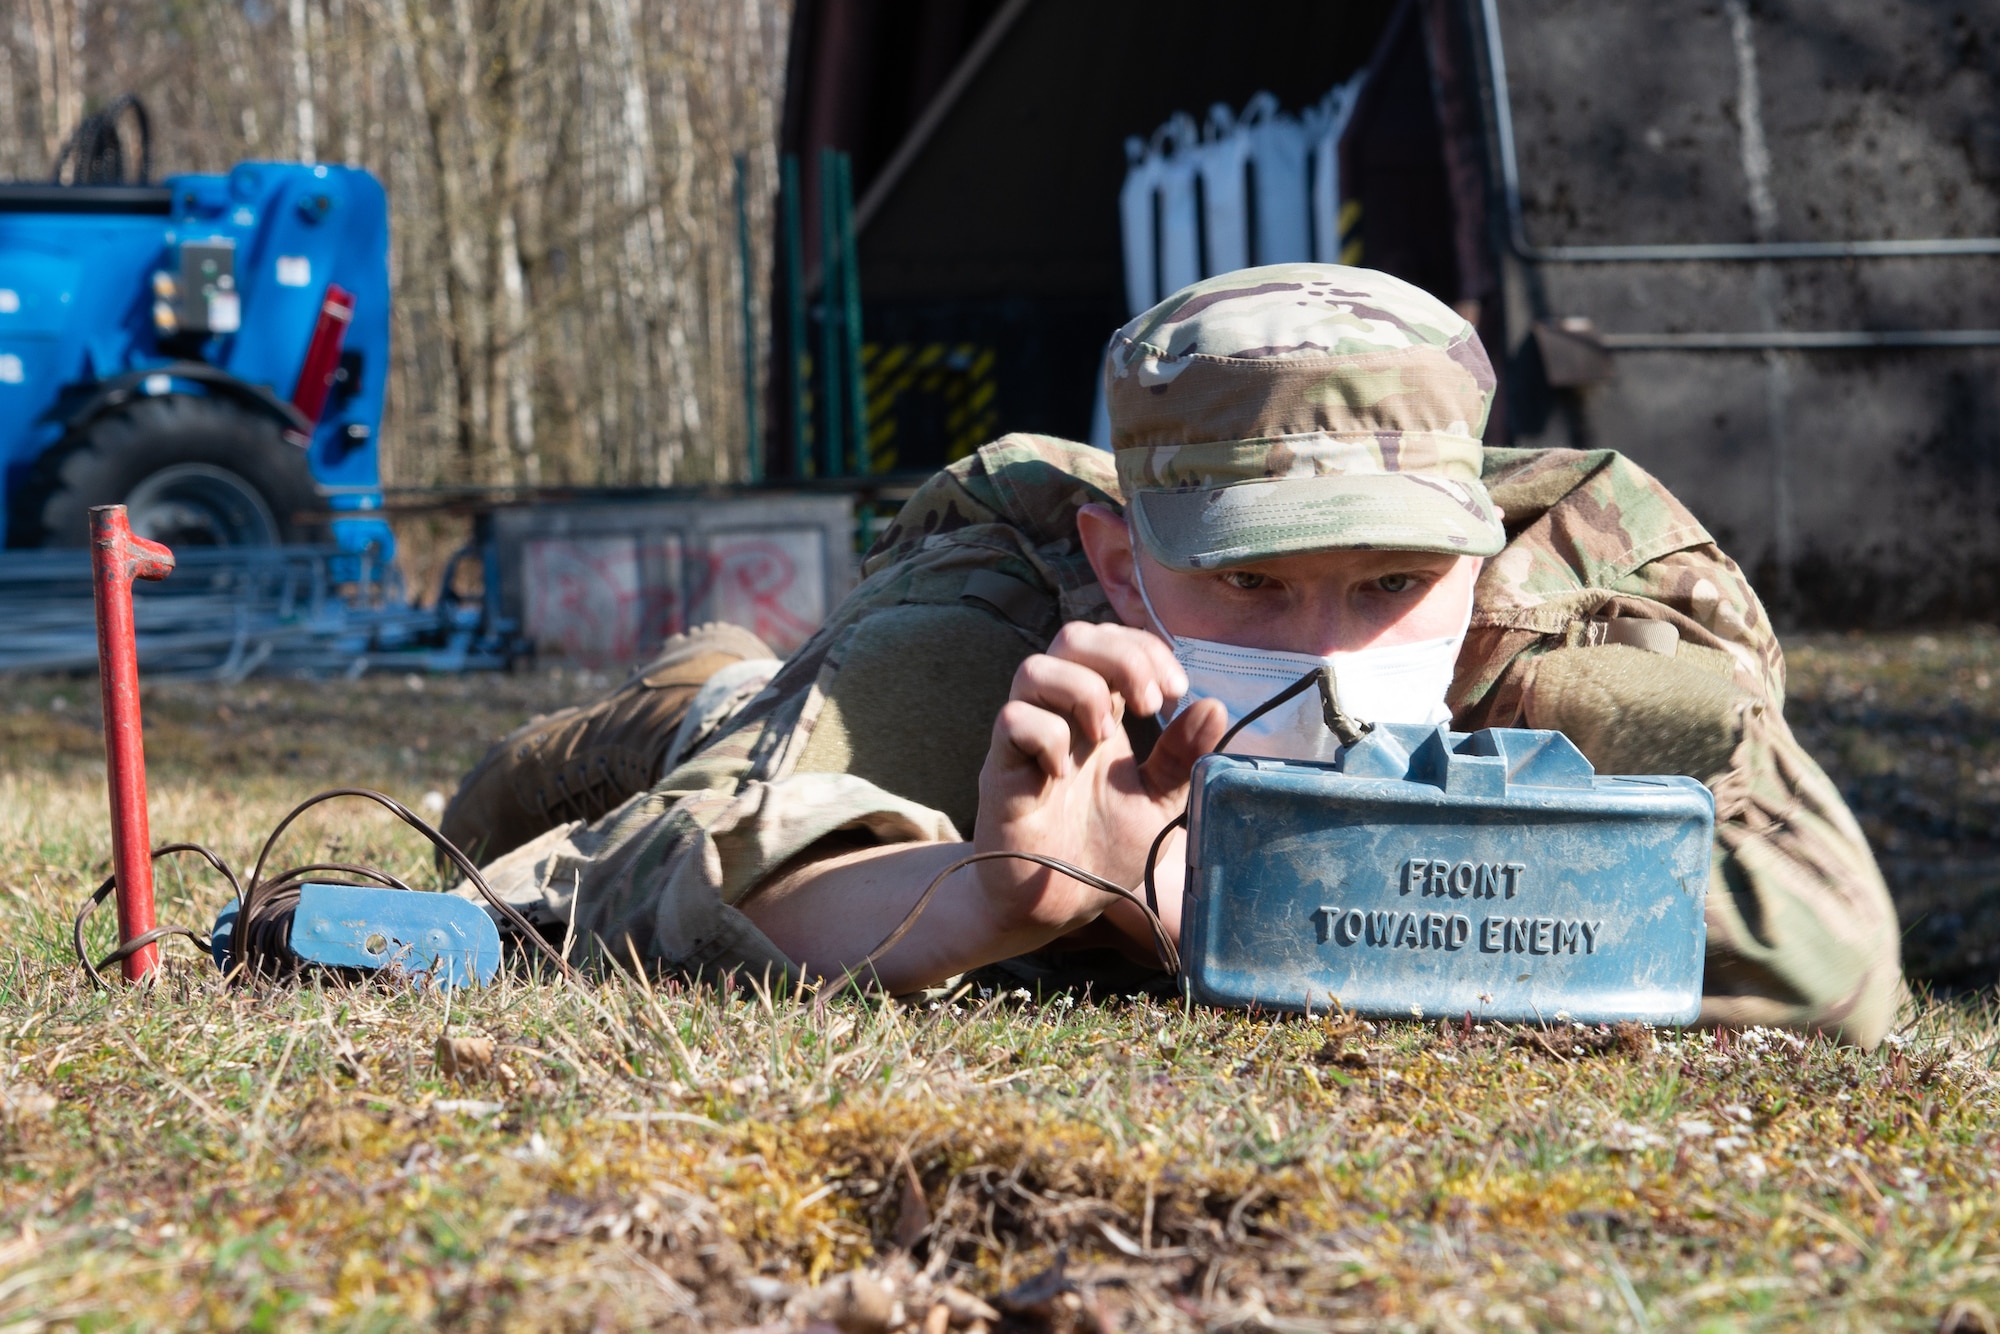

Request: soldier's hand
left=976, top=621, right=1226, bottom=945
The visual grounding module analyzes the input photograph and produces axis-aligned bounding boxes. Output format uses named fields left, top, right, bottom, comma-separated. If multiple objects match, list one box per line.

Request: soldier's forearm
left=740, top=839, right=1077, bottom=991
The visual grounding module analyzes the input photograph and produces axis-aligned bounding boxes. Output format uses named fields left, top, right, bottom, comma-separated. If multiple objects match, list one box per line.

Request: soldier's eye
left=1376, top=573, right=1419, bottom=594
left=1222, top=571, right=1270, bottom=591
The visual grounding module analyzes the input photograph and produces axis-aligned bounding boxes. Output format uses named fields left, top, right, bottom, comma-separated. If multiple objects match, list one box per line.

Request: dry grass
left=1785, top=629, right=2000, bottom=989
left=0, top=642, right=1998, bottom=1331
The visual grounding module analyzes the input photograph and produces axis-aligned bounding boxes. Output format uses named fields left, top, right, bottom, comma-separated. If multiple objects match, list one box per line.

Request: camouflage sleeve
left=463, top=673, right=963, bottom=979
left=464, top=433, right=1113, bottom=979
left=1460, top=448, right=1904, bottom=1047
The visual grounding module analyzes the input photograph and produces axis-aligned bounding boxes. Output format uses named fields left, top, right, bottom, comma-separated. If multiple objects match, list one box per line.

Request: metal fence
left=0, top=545, right=502, bottom=679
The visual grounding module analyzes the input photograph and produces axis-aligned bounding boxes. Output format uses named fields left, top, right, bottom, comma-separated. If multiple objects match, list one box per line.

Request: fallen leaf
left=934, top=1287, right=1000, bottom=1326
left=893, top=1158, right=931, bottom=1251
left=435, top=1034, right=496, bottom=1082
left=1, top=1084, right=55, bottom=1126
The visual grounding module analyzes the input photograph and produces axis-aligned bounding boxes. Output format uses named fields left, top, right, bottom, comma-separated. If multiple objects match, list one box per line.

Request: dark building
left=774, top=0, right=2000, bottom=625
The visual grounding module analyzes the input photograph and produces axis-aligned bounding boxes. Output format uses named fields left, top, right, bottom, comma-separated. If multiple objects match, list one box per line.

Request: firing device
left=73, top=505, right=567, bottom=991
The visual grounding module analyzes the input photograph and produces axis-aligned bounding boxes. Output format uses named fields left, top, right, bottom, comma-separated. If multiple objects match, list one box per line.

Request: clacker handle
left=89, top=505, right=174, bottom=982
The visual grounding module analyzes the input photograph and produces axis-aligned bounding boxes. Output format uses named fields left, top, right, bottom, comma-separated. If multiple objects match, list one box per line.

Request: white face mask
left=1132, top=556, right=1472, bottom=762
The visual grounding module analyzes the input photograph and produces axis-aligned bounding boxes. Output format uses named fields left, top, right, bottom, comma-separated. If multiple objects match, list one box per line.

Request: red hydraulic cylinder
left=290, top=283, right=355, bottom=427
left=89, top=505, right=175, bottom=982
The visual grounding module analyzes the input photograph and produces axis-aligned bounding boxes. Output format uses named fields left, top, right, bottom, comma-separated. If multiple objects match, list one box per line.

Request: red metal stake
left=89, top=505, right=175, bottom=982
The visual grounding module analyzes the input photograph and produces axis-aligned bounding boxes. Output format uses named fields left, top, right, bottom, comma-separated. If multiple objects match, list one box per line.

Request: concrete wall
left=1488, top=0, right=2000, bottom=624
left=490, top=494, right=856, bottom=665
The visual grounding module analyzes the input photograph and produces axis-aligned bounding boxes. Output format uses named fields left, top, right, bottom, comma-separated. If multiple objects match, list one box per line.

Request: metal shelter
left=771, top=0, right=2000, bottom=624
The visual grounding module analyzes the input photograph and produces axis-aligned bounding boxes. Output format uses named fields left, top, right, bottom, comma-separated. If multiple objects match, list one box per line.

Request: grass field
left=0, top=633, right=1996, bottom=1331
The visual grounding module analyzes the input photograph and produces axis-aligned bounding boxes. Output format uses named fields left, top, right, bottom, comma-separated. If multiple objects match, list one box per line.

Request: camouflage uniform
left=468, top=266, right=1903, bottom=1047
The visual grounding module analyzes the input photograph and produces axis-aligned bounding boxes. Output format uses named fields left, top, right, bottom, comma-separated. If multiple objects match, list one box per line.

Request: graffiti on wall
left=523, top=528, right=829, bottom=664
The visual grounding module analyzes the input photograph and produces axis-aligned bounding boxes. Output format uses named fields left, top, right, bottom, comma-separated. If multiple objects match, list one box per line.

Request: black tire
left=11, top=395, right=324, bottom=549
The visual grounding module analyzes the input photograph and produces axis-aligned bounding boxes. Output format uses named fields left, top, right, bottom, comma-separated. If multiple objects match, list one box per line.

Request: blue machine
left=0, top=100, right=393, bottom=562
left=1182, top=724, right=1714, bottom=1025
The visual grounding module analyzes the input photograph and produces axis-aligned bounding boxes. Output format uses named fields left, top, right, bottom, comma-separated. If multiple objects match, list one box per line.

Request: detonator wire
left=1137, top=663, right=1371, bottom=916
left=860, top=665, right=1370, bottom=982
left=72, top=788, right=575, bottom=987
left=74, top=670, right=1369, bottom=992
left=73, top=842, right=237, bottom=988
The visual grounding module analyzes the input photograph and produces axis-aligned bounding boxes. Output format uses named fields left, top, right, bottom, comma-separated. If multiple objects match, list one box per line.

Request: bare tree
left=4, top=0, right=790, bottom=490
left=28, top=0, right=86, bottom=168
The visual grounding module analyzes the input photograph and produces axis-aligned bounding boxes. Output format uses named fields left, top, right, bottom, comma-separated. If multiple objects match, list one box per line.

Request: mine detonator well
left=1182, top=724, right=1714, bottom=1025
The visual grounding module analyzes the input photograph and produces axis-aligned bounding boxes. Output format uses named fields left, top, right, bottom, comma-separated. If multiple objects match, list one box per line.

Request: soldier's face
left=1077, top=504, right=1479, bottom=656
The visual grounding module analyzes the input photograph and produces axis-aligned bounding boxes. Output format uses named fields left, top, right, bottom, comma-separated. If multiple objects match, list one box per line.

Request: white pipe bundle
left=1154, top=113, right=1204, bottom=301
left=1118, top=136, right=1160, bottom=320
left=1241, top=92, right=1312, bottom=268
left=1197, top=103, right=1252, bottom=275
left=1117, top=75, right=1369, bottom=318
left=1310, top=76, right=1369, bottom=264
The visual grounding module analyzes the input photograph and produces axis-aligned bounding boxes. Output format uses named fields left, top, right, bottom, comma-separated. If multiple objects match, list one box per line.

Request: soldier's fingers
left=1010, top=653, right=1121, bottom=746
left=1043, top=622, right=1187, bottom=718
left=992, top=699, right=1079, bottom=779
left=1141, top=697, right=1229, bottom=797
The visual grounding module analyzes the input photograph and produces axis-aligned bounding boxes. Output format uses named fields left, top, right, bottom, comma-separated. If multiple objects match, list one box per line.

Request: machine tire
left=12, top=395, right=324, bottom=549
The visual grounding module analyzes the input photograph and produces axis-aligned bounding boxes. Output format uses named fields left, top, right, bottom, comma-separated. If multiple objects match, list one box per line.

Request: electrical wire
left=72, top=843, right=234, bottom=989
left=74, top=669, right=1369, bottom=992
left=859, top=666, right=1368, bottom=984
left=856, top=850, right=1181, bottom=980
left=1141, top=813, right=1186, bottom=920
left=72, top=788, right=573, bottom=988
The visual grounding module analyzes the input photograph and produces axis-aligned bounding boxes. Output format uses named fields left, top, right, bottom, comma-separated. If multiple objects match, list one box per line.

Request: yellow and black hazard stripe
left=1339, top=199, right=1363, bottom=266
left=859, top=341, right=1000, bottom=470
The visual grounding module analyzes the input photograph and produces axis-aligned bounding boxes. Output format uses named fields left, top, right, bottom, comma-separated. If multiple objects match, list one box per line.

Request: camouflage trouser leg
left=1700, top=705, right=1905, bottom=1046
left=439, top=623, right=780, bottom=864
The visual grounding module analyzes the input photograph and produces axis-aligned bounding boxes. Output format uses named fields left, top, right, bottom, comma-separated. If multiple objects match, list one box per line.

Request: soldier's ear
left=1076, top=503, right=1148, bottom=630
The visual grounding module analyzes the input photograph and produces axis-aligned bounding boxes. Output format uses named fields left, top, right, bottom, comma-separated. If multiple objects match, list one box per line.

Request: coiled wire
left=72, top=788, right=572, bottom=988
left=75, top=669, right=1366, bottom=992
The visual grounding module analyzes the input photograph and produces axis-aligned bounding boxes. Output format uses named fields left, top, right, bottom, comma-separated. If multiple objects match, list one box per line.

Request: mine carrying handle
left=89, top=505, right=174, bottom=982
left=1316, top=664, right=1374, bottom=748
left=1213, top=665, right=1374, bottom=755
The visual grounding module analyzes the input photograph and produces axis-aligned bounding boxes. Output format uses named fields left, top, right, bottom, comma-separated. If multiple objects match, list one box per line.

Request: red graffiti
left=526, top=531, right=824, bottom=664
left=685, top=538, right=817, bottom=652
left=526, top=539, right=684, bottom=667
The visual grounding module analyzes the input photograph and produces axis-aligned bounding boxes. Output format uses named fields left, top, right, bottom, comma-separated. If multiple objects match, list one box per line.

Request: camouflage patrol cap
left=1105, top=263, right=1504, bottom=569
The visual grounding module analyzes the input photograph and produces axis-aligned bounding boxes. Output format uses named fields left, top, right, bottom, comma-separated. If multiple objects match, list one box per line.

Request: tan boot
left=441, top=622, right=775, bottom=863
